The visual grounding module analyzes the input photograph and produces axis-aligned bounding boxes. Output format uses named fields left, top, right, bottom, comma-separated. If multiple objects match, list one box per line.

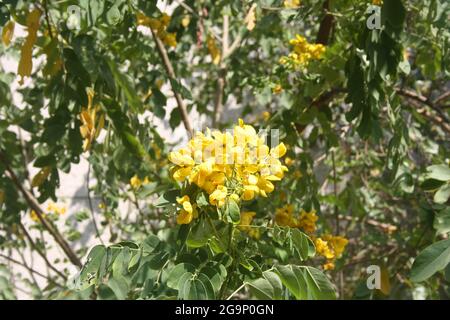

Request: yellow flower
left=248, top=228, right=261, bottom=240
left=136, top=12, right=176, bottom=48
left=167, top=119, right=287, bottom=208
left=177, top=209, right=193, bottom=224
left=242, top=185, right=259, bottom=201
left=272, top=84, right=283, bottom=94
left=297, top=209, right=318, bottom=234
left=372, top=0, right=383, bottom=6
left=315, top=238, right=335, bottom=259
left=209, top=185, right=228, bottom=207
left=275, top=204, right=296, bottom=227
left=181, top=15, right=191, bottom=28
left=262, top=111, right=271, bottom=122
left=18, top=9, right=41, bottom=85
left=284, top=0, right=301, bottom=8
left=270, top=143, right=287, bottom=158
left=177, top=195, right=192, bottom=214
left=2, top=20, right=15, bottom=47
left=207, top=34, right=221, bottom=65
left=323, top=262, right=335, bottom=270
left=280, top=34, right=325, bottom=69
left=239, top=211, right=256, bottom=231
left=162, top=32, right=177, bottom=47
left=30, top=210, right=42, bottom=222
left=130, top=174, right=142, bottom=189
left=79, top=89, right=104, bottom=152
left=175, top=195, right=198, bottom=224
left=284, top=157, right=294, bottom=166
left=160, top=13, right=171, bottom=27
left=323, top=234, right=349, bottom=258
left=47, top=202, right=66, bottom=215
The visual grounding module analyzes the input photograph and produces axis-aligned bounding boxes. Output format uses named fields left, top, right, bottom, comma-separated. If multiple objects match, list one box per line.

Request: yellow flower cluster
left=314, top=235, right=349, bottom=270
left=30, top=202, right=66, bottom=222
left=79, top=89, right=104, bottom=152
left=136, top=12, right=177, bottom=47
left=207, top=34, right=221, bottom=65
left=280, top=34, right=325, bottom=69
left=372, top=0, right=383, bottom=6
left=275, top=205, right=318, bottom=234
left=239, top=211, right=260, bottom=239
left=168, top=119, right=288, bottom=224
left=274, top=204, right=349, bottom=270
left=130, top=174, right=150, bottom=189
left=284, top=0, right=301, bottom=8
left=18, top=9, right=41, bottom=85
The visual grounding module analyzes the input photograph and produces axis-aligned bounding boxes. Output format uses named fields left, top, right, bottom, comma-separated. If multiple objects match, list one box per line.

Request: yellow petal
left=2, top=20, right=15, bottom=46
left=270, top=143, right=287, bottom=158
left=177, top=210, right=193, bottom=224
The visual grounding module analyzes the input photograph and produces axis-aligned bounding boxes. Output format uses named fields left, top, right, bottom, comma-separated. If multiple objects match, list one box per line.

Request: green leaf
left=434, top=184, right=450, bottom=204
left=107, top=59, right=141, bottom=113
left=179, top=274, right=215, bottom=300
left=427, top=165, right=450, bottom=181
left=200, top=265, right=225, bottom=294
left=63, top=48, right=91, bottom=86
left=226, top=199, right=240, bottom=223
left=167, top=263, right=196, bottom=290
left=187, top=218, right=212, bottom=248
left=106, top=5, right=121, bottom=25
left=102, top=98, right=147, bottom=159
left=247, top=278, right=274, bottom=299
left=382, top=0, right=406, bottom=30
left=196, top=192, right=209, bottom=207
left=155, top=189, right=180, bottom=207
left=142, top=234, right=160, bottom=254
left=291, top=229, right=311, bottom=261
left=108, top=276, right=129, bottom=300
left=303, top=267, right=336, bottom=300
left=411, top=239, right=450, bottom=282
left=75, top=245, right=107, bottom=290
left=434, top=208, right=450, bottom=234
left=275, top=265, right=307, bottom=300
left=263, top=270, right=283, bottom=300
left=112, top=247, right=131, bottom=277
left=169, top=78, right=192, bottom=100
left=421, top=179, right=446, bottom=191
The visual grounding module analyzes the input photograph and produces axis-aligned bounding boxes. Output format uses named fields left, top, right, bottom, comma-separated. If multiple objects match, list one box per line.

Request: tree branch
left=395, top=88, right=450, bottom=134
left=0, top=253, right=63, bottom=287
left=18, top=222, right=67, bottom=280
left=0, top=151, right=82, bottom=268
left=395, top=88, right=449, bottom=122
left=151, top=29, right=194, bottom=136
left=316, top=0, right=334, bottom=45
left=86, top=163, right=104, bottom=245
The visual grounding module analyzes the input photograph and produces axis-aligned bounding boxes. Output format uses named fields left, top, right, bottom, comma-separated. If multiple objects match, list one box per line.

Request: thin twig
left=0, top=151, right=82, bottom=267
left=395, top=88, right=449, bottom=122
left=86, top=163, right=104, bottom=245
left=42, top=0, right=54, bottom=39
left=150, top=29, right=193, bottom=136
left=18, top=222, right=67, bottom=280
left=0, top=253, right=62, bottom=287
left=226, top=283, right=246, bottom=300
